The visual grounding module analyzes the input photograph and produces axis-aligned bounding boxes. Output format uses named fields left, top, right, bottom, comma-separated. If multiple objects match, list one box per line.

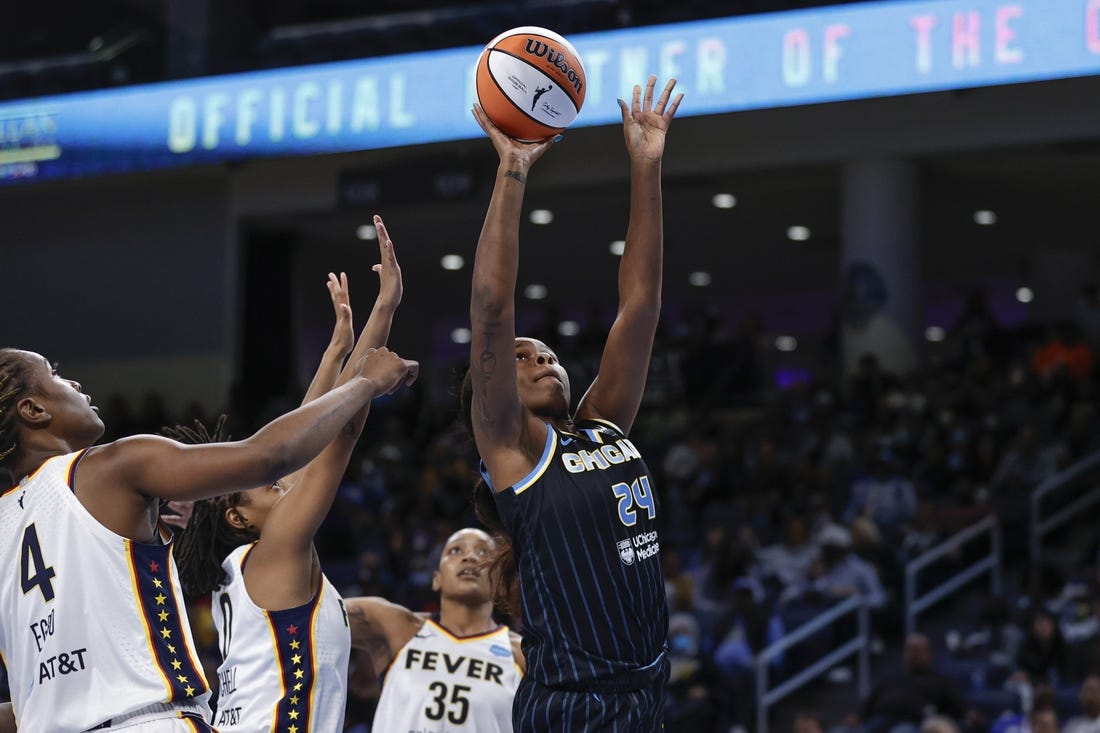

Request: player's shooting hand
left=472, top=103, right=556, bottom=173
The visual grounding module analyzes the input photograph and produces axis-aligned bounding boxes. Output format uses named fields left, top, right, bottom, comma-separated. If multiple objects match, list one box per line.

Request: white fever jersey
left=372, top=618, right=521, bottom=733
left=0, top=450, right=212, bottom=732
left=211, top=543, right=351, bottom=732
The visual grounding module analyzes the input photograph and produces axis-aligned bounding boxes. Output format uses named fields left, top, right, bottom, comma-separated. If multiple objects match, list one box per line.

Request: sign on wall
left=2, top=0, right=1098, bottom=184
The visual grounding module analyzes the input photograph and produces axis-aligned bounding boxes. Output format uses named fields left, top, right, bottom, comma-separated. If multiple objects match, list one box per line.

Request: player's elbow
left=619, top=297, right=662, bottom=326
left=471, top=284, right=512, bottom=320
left=244, top=441, right=297, bottom=485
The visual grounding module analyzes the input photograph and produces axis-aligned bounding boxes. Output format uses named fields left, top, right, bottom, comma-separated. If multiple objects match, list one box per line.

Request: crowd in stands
left=4, top=286, right=1097, bottom=732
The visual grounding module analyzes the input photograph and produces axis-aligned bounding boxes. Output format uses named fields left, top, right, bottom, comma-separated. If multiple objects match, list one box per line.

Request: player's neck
left=439, top=599, right=497, bottom=637
left=10, top=444, right=74, bottom=482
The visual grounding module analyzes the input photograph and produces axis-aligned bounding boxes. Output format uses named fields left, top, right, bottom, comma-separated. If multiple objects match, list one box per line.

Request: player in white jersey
left=0, top=329, right=416, bottom=725
left=208, top=543, right=351, bottom=731
left=0, top=452, right=211, bottom=732
left=348, top=528, right=523, bottom=733
left=172, top=215, right=408, bottom=732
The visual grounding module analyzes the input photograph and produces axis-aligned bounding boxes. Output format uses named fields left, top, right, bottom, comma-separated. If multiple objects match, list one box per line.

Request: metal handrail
left=755, top=595, right=869, bottom=733
left=1029, top=451, right=1100, bottom=568
left=905, top=515, right=1001, bottom=636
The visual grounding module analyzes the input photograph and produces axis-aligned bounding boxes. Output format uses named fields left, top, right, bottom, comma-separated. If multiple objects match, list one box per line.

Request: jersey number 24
left=611, top=476, right=656, bottom=527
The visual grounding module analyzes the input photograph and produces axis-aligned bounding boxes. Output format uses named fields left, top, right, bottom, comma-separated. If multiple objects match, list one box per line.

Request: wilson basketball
left=475, top=26, right=586, bottom=142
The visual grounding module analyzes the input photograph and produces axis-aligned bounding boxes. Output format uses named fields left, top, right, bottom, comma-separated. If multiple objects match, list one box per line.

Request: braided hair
left=0, top=348, right=31, bottom=483
left=460, top=370, right=520, bottom=618
left=163, top=415, right=258, bottom=597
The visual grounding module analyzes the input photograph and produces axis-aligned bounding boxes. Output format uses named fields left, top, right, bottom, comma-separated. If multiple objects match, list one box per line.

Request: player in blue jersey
left=465, top=75, right=682, bottom=731
left=0, top=230, right=415, bottom=730
left=169, top=215, right=415, bottom=732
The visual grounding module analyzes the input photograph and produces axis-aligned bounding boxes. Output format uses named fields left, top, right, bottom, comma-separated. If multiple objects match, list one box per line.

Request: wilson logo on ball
left=476, top=26, right=587, bottom=142
left=521, top=39, right=584, bottom=95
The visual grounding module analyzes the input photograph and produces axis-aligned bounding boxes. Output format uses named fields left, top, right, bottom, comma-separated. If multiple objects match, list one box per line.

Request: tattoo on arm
left=475, top=317, right=500, bottom=427
left=476, top=352, right=496, bottom=427
left=503, top=170, right=526, bottom=184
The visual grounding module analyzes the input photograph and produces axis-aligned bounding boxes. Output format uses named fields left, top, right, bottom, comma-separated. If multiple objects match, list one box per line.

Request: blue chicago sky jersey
left=489, top=419, right=667, bottom=687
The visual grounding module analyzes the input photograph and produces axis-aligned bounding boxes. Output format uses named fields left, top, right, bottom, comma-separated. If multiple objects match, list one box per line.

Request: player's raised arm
left=575, top=76, right=681, bottom=435
left=468, top=104, right=556, bottom=489
left=243, top=218, right=409, bottom=608
left=0, top=347, right=399, bottom=516
left=79, top=365, right=408, bottom=506
left=299, top=270, right=355, bottom=406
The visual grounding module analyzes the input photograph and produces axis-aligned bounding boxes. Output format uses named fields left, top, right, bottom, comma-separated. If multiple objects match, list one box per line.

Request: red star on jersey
left=286, top=624, right=298, bottom=635
left=149, top=561, right=160, bottom=573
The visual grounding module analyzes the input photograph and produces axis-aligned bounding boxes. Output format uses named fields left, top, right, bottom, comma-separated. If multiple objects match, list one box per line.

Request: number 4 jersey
left=0, top=450, right=212, bottom=733
left=372, top=618, right=521, bottom=733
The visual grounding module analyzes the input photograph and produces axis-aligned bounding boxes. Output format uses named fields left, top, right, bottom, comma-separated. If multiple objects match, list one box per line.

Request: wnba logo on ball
left=522, top=40, right=584, bottom=95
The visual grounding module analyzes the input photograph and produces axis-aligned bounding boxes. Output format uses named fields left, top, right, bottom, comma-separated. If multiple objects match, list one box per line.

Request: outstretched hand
left=325, top=271, right=355, bottom=357
left=472, top=103, right=556, bottom=173
left=371, top=214, right=403, bottom=310
left=355, top=347, right=419, bottom=396
left=619, top=75, right=683, bottom=163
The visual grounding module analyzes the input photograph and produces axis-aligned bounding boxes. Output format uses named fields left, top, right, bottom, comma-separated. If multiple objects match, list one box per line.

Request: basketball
left=475, top=26, right=586, bottom=142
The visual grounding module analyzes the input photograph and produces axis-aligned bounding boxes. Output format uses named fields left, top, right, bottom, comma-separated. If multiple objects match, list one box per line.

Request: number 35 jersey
left=0, top=450, right=212, bottom=733
left=372, top=619, right=520, bottom=733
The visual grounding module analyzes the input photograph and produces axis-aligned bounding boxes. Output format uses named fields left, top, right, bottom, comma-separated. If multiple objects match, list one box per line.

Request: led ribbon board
left=2, top=0, right=1099, bottom=184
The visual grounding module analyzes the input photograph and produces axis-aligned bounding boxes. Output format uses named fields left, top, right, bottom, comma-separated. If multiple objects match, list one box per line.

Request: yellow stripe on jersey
left=264, top=611, right=287, bottom=733
left=306, top=583, right=326, bottom=721
left=125, top=541, right=174, bottom=698
left=512, top=426, right=558, bottom=495
left=165, top=545, right=209, bottom=690
left=2, top=451, right=80, bottom=497
left=255, top=542, right=303, bottom=730
left=64, top=449, right=86, bottom=489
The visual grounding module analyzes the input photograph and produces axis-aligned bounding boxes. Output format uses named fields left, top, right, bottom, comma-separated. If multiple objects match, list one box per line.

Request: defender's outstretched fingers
left=655, top=78, right=677, bottom=115
left=665, top=91, right=684, bottom=120
left=642, top=74, right=657, bottom=111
